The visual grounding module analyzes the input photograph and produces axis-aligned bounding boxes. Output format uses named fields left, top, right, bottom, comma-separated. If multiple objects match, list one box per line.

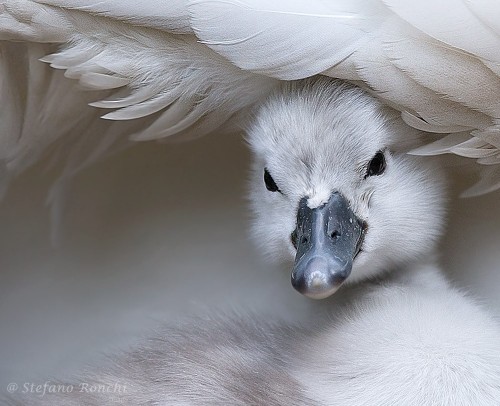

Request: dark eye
left=365, top=151, right=386, bottom=178
left=264, top=168, right=280, bottom=192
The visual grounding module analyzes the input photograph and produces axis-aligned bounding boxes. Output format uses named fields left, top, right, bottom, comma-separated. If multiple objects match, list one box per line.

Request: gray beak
left=291, top=192, right=366, bottom=299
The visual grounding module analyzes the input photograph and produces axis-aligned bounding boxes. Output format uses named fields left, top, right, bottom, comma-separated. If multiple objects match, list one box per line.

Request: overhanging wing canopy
left=2, top=0, right=500, bottom=197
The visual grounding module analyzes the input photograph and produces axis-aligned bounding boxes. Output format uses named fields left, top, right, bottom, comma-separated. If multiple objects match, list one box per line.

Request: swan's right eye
left=264, top=168, right=281, bottom=193
left=365, top=151, right=386, bottom=178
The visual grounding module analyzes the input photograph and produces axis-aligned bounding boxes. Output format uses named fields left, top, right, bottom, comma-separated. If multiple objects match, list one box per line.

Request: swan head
left=247, top=78, right=446, bottom=299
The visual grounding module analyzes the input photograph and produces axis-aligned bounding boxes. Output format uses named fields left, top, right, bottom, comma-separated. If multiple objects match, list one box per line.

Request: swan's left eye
left=365, top=151, right=386, bottom=178
left=264, top=168, right=281, bottom=192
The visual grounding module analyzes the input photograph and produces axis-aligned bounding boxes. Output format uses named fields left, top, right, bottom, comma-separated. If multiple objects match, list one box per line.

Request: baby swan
left=7, top=78, right=500, bottom=406
left=248, top=78, right=445, bottom=299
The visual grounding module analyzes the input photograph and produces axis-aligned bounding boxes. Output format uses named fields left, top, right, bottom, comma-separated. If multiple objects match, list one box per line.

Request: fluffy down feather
left=5, top=265, right=500, bottom=405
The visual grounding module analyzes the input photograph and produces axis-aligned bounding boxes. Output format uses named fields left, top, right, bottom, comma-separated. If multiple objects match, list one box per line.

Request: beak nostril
left=330, top=230, right=341, bottom=240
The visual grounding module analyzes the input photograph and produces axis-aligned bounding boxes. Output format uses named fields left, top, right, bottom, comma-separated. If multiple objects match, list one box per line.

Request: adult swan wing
left=0, top=0, right=278, bottom=199
left=2, top=0, right=500, bottom=196
left=190, top=0, right=500, bottom=196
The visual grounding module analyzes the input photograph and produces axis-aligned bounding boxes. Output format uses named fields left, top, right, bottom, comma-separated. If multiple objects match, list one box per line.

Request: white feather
left=36, top=0, right=192, bottom=34
left=384, top=37, right=500, bottom=118
left=188, top=0, right=500, bottom=194
left=382, top=0, right=500, bottom=63
left=3, top=0, right=500, bottom=199
left=8, top=264, right=500, bottom=406
left=0, top=1, right=277, bottom=202
left=409, top=132, right=474, bottom=156
left=189, top=0, right=385, bottom=79
left=346, top=35, right=490, bottom=131
left=465, top=0, right=500, bottom=35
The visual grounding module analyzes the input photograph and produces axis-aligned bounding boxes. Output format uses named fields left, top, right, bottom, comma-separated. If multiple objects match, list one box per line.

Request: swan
left=7, top=78, right=500, bottom=406
left=2, top=0, right=500, bottom=198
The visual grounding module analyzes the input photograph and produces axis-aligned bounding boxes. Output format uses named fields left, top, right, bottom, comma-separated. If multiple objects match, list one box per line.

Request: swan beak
left=291, top=192, right=365, bottom=299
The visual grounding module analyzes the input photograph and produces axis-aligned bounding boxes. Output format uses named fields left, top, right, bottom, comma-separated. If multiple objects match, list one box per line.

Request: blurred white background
left=1, top=130, right=499, bottom=390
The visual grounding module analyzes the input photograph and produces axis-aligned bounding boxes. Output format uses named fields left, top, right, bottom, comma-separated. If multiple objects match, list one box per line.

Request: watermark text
left=6, top=381, right=127, bottom=397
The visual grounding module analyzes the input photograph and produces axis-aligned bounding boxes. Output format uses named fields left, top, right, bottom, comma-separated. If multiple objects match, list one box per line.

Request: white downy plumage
left=2, top=0, right=500, bottom=197
left=7, top=78, right=500, bottom=406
